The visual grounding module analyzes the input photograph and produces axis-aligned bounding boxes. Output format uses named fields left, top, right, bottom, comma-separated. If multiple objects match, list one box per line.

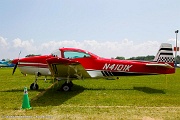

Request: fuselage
left=12, top=47, right=175, bottom=77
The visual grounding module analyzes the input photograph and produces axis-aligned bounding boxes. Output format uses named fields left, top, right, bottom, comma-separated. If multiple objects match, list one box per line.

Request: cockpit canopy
left=64, top=51, right=90, bottom=59
left=51, top=48, right=99, bottom=59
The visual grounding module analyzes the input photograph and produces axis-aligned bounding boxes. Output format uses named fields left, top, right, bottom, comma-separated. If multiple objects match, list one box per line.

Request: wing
left=46, top=57, right=91, bottom=79
left=146, top=62, right=174, bottom=68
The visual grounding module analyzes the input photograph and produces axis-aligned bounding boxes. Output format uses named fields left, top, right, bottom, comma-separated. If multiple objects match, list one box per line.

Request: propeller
left=12, top=51, right=21, bottom=75
left=12, top=62, right=18, bottom=75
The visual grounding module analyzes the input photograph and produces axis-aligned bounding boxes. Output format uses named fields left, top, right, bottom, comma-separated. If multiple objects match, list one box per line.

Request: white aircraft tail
left=153, top=43, right=174, bottom=63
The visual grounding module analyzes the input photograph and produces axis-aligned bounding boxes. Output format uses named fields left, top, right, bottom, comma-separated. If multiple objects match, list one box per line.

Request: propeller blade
left=12, top=62, right=18, bottom=75
left=12, top=51, right=21, bottom=75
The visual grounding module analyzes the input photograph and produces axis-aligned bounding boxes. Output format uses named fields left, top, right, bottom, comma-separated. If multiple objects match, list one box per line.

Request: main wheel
left=61, top=82, right=72, bottom=92
left=30, top=83, right=39, bottom=90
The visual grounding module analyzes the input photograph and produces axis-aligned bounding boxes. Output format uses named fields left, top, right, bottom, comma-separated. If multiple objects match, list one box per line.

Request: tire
left=61, top=83, right=72, bottom=92
left=30, top=83, right=39, bottom=90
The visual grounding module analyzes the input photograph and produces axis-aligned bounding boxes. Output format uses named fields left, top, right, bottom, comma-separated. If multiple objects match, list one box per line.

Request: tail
left=153, top=43, right=175, bottom=64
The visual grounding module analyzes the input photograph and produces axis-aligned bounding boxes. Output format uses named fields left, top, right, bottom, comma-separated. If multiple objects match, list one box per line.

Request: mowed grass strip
left=0, top=68, right=180, bottom=119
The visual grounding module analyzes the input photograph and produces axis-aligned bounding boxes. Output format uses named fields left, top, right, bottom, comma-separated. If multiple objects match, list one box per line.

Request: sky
left=0, top=0, right=180, bottom=60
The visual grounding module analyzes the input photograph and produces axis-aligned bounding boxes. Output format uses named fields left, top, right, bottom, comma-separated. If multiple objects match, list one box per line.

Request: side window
left=64, top=51, right=90, bottom=59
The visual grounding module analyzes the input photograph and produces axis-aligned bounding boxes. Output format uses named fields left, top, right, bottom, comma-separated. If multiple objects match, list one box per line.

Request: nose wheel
left=30, top=72, right=40, bottom=90
left=30, top=83, right=39, bottom=90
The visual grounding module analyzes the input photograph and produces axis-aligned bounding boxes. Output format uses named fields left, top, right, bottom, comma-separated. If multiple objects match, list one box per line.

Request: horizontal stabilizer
left=146, top=63, right=174, bottom=68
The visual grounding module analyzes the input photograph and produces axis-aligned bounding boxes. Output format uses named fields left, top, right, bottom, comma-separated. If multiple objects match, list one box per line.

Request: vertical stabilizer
left=154, top=43, right=175, bottom=63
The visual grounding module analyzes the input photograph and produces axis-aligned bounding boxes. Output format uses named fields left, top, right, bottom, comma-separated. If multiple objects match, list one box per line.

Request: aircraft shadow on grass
left=0, top=83, right=166, bottom=107
left=30, top=84, right=166, bottom=107
left=31, top=84, right=136, bottom=107
left=0, top=88, right=46, bottom=92
left=133, top=87, right=166, bottom=94
left=31, top=84, right=85, bottom=107
left=2, top=86, right=164, bottom=94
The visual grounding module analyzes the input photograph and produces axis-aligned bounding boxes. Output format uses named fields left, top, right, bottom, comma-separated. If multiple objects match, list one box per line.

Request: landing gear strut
left=59, top=64, right=83, bottom=91
left=60, top=65, right=75, bottom=92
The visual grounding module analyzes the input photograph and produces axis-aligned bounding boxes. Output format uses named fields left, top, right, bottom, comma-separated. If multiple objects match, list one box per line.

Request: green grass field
left=0, top=68, right=180, bottom=120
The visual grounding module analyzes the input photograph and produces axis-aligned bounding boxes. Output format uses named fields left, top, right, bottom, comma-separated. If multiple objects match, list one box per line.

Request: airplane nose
left=12, top=59, right=19, bottom=64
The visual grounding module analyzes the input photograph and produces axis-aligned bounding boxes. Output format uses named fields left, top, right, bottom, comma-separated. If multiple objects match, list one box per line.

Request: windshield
left=64, top=51, right=90, bottom=59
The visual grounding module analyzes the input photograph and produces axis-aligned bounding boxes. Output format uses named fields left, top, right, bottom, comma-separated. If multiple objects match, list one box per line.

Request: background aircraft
left=12, top=43, right=175, bottom=91
left=0, top=60, right=14, bottom=67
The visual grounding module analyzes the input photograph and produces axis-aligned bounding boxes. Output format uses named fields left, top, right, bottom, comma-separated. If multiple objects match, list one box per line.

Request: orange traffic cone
left=21, top=87, right=32, bottom=110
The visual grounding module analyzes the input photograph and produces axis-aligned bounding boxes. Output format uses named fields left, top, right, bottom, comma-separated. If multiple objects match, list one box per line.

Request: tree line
left=25, top=54, right=41, bottom=57
left=115, top=55, right=180, bottom=64
left=115, top=55, right=155, bottom=61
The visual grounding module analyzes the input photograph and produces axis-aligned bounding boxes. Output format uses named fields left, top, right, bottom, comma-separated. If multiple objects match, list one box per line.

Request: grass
left=0, top=67, right=180, bottom=120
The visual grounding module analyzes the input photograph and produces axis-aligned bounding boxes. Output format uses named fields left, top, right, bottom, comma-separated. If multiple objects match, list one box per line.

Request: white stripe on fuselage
left=18, top=62, right=47, bottom=66
left=18, top=66, right=51, bottom=76
left=86, top=70, right=104, bottom=77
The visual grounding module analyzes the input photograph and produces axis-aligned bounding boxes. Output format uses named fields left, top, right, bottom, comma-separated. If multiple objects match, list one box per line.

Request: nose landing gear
left=30, top=72, right=41, bottom=90
left=30, top=83, right=39, bottom=90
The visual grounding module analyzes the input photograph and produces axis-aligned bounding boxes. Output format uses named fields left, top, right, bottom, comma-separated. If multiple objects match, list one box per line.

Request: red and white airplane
left=12, top=43, right=175, bottom=91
